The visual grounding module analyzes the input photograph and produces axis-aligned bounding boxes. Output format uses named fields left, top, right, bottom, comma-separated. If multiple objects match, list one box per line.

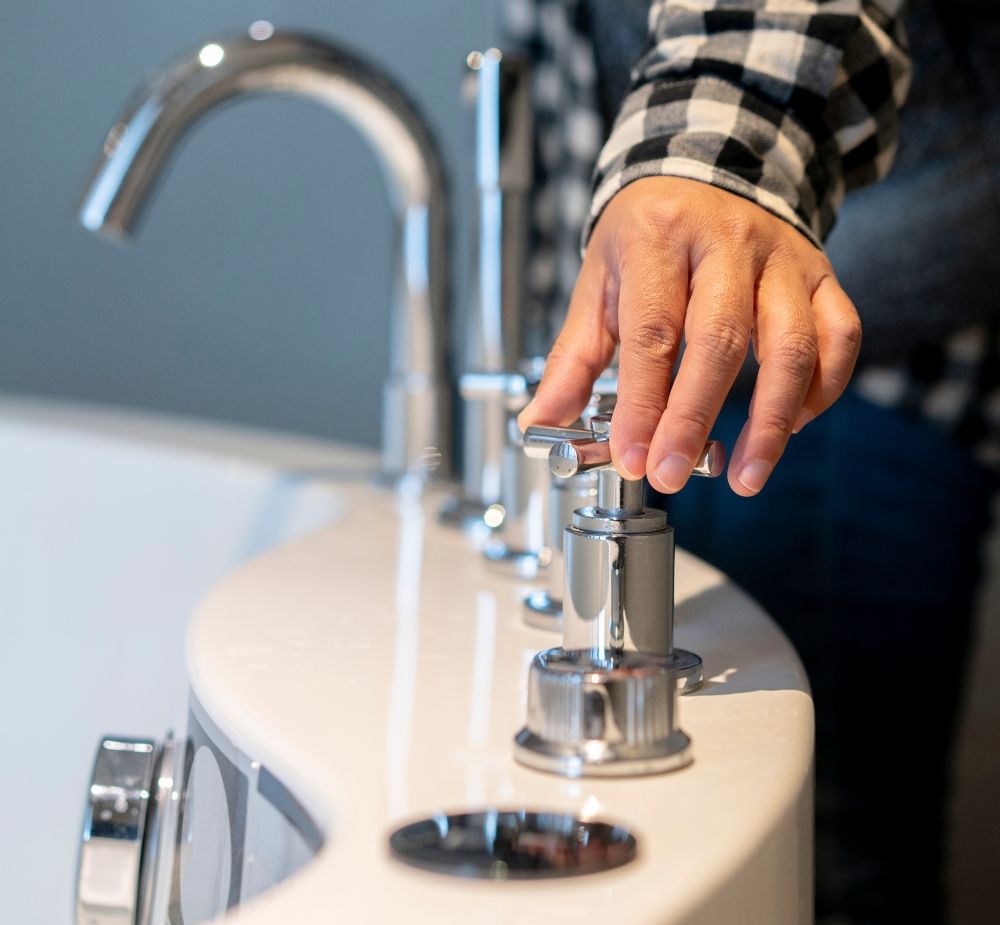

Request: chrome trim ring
left=482, top=541, right=549, bottom=579
left=137, top=734, right=180, bottom=925
left=389, top=810, right=638, bottom=879
left=514, top=648, right=693, bottom=778
left=76, top=736, right=158, bottom=925
left=670, top=648, right=705, bottom=694
left=522, top=590, right=561, bottom=631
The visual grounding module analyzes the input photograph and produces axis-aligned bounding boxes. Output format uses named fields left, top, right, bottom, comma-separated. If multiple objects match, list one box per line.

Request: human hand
left=518, top=177, right=861, bottom=496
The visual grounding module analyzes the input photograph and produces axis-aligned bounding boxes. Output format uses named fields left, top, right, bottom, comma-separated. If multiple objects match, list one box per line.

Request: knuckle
left=630, top=318, right=683, bottom=364
left=770, top=329, right=818, bottom=378
left=809, top=260, right=837, bottom=288
left=690, top=314, right=750, bottom=366
left=622, top=392, right=668, bottom=427
left=616, top=206, right=691, bottom=266
left=641, top=199, right=686, bottom=239
left=721, top=212, right=757, bottom=250
left=669, top=403, right=716, bottom=436
left=830, top=314, right=863, bottom=358
left=546, top=335, right=600, bottom=378
left=756, top=412, right=796, bottom=440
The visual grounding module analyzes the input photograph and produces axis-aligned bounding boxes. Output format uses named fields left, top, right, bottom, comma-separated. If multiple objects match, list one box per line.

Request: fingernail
left=620, top=444, right=648, bottom=480
left=654, top=453, right=691, bottom=493
left=792, top=409, right=815, bottom=434
left=737, top=459, right=772, bottom=494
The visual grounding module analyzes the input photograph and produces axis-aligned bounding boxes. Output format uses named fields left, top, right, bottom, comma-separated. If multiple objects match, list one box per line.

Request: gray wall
left=1, top=1, right=501, bottom=446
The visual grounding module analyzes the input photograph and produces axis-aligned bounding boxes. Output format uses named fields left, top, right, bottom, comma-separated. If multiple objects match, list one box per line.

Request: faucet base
left=514, top=727, right=692, bottom=779
left=482, top=541, right=550, bottom=580
left=522, top=590, right=561, bottom=630
left=436, top=494, right=497, bottom=537
left=670, top=648, right=704, bottom=694
left=514, top=648, right=692, bottom=778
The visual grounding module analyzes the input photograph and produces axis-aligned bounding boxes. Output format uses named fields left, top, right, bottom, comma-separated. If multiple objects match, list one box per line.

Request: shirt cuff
left=585, top=76, right=836, bottom=251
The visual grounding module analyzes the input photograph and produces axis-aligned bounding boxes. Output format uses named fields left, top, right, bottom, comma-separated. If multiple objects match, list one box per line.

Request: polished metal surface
left=670, top=648, right=705, bottom=694
left=459, top=49, right=532, bottom=510
left=550, top=436, right=614, bottom=477
left=563, top=515, right=675, bottom=659
left=389, top=809, right=637, bottom=879
left=137, top=735, right=180, bottom=925
left=480, top=366, right=553, bottom=576
left=79, top=27, right=450, bottom=481
left=77, top=735, right=177, bottom=925
left=514, top=649, right=692, bottom=777
left=522, top=424, right=592, bottom=460
left=514, top=415, right=699, bottom=777
left=522, top=468, right=599, bottom=629
left=694, top=440, right=727, bottom=478
left=543, top=422, right=724, bottom=481
left=523, top=588, right=562, bottom=629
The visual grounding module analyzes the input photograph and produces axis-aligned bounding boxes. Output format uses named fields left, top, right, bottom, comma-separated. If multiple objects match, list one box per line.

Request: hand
left=518, top=177, right=861, bottom=496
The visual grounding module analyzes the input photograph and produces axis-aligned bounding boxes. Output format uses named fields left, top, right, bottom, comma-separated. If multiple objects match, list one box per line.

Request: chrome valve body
left=514, top=414, right=724, bottom=777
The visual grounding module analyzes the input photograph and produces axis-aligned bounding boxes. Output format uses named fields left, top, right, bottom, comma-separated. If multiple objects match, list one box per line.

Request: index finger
left=645, top=251, right=755, bottom=493
left=610, top=240, right=690, bottom=480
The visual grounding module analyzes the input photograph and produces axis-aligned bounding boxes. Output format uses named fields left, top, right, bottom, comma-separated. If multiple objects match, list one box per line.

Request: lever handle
left=522, top=424, right=593, bottom=458
left=523, top=413, right=726, bottom=480
left=548, top=438, right=725, bottom=479
left=550, top=438, right=611, bottom=477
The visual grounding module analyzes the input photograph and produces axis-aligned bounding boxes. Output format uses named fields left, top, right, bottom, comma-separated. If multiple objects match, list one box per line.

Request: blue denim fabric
left=660, top=391, right=996, bottom=923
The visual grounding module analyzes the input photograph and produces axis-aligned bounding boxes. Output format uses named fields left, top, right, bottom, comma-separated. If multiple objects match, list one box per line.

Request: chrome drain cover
left=389, top=809, right=637, bottom=879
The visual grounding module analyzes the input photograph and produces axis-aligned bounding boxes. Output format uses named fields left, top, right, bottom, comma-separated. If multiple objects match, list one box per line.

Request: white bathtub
left=0, top=396, right=374, bottom=925
left=2, top=395, right=817, bottom=925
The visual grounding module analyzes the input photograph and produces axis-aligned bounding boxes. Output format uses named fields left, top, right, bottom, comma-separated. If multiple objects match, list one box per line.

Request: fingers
left=645, top=251, right=755, bottom=493
left=727, top=268, right=818, bottom=496
left=609, top=241, right=690, bottom=480
left=518, top=254, right=616, bottom=431
left=795, top=275, right=862, bottom=431
left=520, top=175, right=861, bottom=501
left=725, top=273, right=860, bottom=496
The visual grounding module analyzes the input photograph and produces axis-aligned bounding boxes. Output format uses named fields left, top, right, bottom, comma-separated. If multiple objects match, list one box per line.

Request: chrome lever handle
left=549, top=437, right=611, bottom=477
left=524, top=414, right=726, bottom=480
left=692, top=441, right=726, bottom=478
left=522, top=424, right=593, bottom=458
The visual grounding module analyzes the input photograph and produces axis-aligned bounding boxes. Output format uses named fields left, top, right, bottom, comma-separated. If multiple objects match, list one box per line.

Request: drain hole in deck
left=389, top=809, right=637, bottom=879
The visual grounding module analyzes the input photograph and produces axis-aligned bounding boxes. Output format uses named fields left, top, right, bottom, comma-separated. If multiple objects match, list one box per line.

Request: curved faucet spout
left=81, top=28, right=450, bottom=480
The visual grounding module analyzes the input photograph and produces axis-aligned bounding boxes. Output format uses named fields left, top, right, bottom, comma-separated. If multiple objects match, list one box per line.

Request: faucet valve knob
left=524, top=413, right=726, bottom=481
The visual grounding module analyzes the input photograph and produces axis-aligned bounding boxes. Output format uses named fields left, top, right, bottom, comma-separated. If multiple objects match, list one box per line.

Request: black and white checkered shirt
left=507, top=0, right=1000, bottom=471
left=589, top=0, right=910, bottom=246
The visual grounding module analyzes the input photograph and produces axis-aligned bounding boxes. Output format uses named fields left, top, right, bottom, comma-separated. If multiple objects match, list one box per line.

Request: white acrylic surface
left=189, top=482, right=815, bottom=924
left=0, top=398, right=362, bottom=925
left=0, top=398, right=814, bottom=924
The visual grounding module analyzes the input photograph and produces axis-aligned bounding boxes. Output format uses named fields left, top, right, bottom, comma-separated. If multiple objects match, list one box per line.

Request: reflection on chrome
left=197, top=43, right=224, bottom=68
left=248, top=20, right=275, bottom=41
left=79, top=28, right=451, bottom=481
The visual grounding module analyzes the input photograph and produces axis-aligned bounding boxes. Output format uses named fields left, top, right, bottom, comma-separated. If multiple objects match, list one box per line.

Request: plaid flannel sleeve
left=586, top=0, right=912, bottom=248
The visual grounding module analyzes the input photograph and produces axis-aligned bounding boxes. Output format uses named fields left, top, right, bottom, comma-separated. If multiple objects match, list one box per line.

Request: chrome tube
left=461, top=49, right=532, bottom=506
left=80, top=27, right=450, bottom=480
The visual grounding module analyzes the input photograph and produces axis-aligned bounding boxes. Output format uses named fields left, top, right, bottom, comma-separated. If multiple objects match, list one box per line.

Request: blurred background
left=1, top=2, right=997, bottom=923
left=1, top=0, right=502, bottom=445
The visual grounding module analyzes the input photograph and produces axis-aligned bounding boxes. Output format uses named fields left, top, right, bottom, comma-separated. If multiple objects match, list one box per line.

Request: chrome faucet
left=513, top=415, right=725, bottom=777
left=439, top=48, right=534, bottom=529
left=80, top=26, right=450, bottom=480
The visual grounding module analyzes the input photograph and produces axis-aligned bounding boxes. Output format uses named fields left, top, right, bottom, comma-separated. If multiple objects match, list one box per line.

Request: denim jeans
left=660, top=391, right=996, bottom=923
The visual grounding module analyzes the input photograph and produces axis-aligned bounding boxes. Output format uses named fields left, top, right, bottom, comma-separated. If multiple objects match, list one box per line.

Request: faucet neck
left=80, top=30, right=451, bottom=480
